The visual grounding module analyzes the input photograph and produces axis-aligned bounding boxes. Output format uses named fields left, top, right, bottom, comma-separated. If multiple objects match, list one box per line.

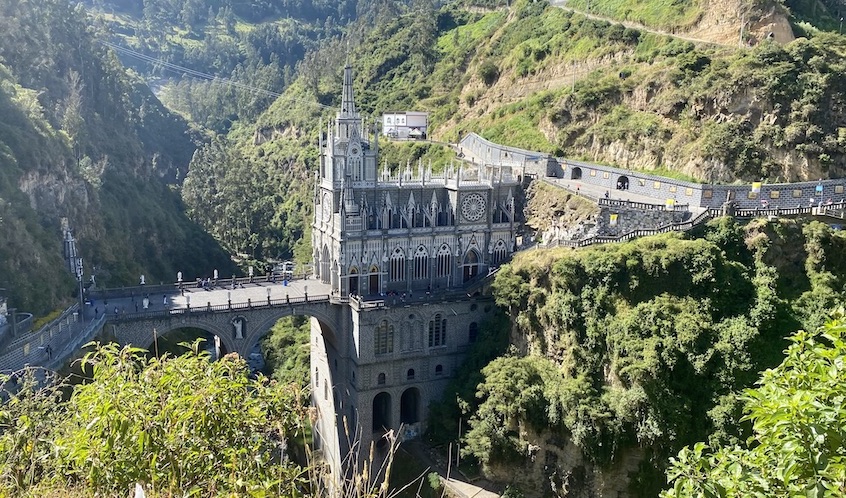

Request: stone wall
left=459, top=133, right=846, bottom=210
left=596, top=204, right=689, bottom=237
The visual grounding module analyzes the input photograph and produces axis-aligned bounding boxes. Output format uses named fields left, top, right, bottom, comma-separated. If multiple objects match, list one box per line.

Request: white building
left=382, top=111, right=428, bottom=139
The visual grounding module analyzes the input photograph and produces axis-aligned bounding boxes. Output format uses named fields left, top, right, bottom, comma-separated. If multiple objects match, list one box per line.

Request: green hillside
left=0, top=0, right=234, bottom=313
left=189, top=0, right=846, bottom=265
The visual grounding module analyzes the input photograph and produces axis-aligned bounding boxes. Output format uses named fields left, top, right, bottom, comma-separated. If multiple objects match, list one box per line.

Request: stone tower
left=310, top=64, right=520, bottom=478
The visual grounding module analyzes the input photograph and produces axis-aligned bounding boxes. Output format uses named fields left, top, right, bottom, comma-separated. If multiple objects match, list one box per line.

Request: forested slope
left=0, top=0, right=234, bottom=313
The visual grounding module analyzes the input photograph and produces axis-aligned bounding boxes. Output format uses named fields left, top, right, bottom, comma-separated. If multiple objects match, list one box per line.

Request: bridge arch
left=241, top=304, right=340, bottom=357
left=118, top=317, right=239, bottom=359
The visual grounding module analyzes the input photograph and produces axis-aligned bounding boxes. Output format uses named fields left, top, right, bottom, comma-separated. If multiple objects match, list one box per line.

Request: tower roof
left=340, top=64, right=356, bottom=117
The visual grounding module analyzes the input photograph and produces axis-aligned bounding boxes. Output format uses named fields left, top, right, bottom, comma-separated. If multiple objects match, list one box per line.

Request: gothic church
left=309, top=64, right=520, bottom=475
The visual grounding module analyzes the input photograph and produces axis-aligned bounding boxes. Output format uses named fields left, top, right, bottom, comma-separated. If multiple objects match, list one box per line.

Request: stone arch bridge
left=107, top=284, right=342, bottom=358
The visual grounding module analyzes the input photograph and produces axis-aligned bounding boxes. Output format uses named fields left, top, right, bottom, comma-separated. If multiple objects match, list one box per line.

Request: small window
left=435, top=365, right=444, bottom=376
left=685, top=188, right=693, bottom=196
left=590, top=170, right=597, bottom=177
left=470, top=304, right=478, bottom=311
left=748, top=191, right=758, bottom=199
left=352, top=371, right=356, bottom=381
left=377, top=373, right=386, bottom=385
left=407, top=368, right=415, bottom=381
left=315, top=368, right=319, bottom=385
left=639, top=180, right=646, bottom=186
left=703, top=190, right=713, bottom=199
left=836, top=185, right=844, bottom=194
left=602, top=172, right=609, bottom=179
left=793, top=189, right=803, bottom=198
left=324, top=381, right=328, bottom=400
left=653, top=181, right=662, bottom=189
left=770, top=191, right=780, bottom=199
left=669, top=186, right=677, bottom=193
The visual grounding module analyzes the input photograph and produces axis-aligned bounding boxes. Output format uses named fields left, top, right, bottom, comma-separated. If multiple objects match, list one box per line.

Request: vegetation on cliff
left=425, top=219, right=846, bottom=495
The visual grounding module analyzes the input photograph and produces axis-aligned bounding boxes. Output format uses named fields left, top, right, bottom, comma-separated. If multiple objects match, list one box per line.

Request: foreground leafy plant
left=663, top=312, right=846, bottom=497
left=0, top=343, right=310, bottom=497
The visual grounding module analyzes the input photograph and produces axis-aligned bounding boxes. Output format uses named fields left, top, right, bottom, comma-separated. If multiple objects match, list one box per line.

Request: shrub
left=478, top=60, right=500, bottom=86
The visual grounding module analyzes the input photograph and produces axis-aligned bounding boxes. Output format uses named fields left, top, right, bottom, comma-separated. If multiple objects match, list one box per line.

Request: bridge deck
left=93, top=278, right=333, bottom=319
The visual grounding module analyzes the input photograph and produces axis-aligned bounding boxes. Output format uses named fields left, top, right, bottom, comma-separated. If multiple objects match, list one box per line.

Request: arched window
left=436, top=244, right=452, bottom=278
left=414, top=246, right=429, bottom=280
left=407, top=368, right=415, bottom=381
left=492, top=239, right=508, bottom=265
left=375, top=320, right=394, bottom=355
left=435, top=364, right=443, bottom=376
left=321, top=245, right=330, bottom=284
left=390, top=247, right=405, bottom=282
left=469, top=322, right=479, bottom=343
left=377, top=372, right=386, bottom=385
left=429, top=313, right=446, bottom=347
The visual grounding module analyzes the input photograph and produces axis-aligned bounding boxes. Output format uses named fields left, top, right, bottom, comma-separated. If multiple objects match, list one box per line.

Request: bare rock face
left=682, top=0, right=794, bottom=46
left=18, top=169, right=91, bottom=221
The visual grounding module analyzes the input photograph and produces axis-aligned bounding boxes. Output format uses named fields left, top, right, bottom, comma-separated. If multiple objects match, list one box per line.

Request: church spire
left=341, top=63, right=356, bottom=117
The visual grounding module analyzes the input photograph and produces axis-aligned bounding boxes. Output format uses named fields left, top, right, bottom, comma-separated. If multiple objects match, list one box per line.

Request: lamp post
left=840, top=17, right=843, bottom=34
left=76, top=257, right=84, bottom=321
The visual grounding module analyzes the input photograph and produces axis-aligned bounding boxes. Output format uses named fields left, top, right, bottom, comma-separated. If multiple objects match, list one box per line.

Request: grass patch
left=567, top=0, right=704, bottom=31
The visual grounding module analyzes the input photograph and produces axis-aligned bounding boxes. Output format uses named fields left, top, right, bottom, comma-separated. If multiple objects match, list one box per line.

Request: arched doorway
left=348, top=267, right=359, bottom=296
left=369, top=265, right=380, bottom=295
left=400, top=387, right=420, bottom=424
left=616, top=175, right=630, bottom=190
left=571, top=167, right=582, bottom=180
left=462, top=250, right=480, bottom=283
left=372, top=392, right=391, bottom=432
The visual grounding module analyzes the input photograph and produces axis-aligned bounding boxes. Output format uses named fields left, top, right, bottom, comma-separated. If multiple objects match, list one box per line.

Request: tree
left=663, top=312, right=846, bottom=497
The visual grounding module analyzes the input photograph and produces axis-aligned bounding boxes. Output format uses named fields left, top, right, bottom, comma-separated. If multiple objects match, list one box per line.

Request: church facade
left=309, top=64, right=520, bottom=474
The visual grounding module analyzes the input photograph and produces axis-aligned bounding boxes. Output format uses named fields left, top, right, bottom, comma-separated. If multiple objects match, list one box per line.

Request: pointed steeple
left=341, top=64, right=356, bottom=118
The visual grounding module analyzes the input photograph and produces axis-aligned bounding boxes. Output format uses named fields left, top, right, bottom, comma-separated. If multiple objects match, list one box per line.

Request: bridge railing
left=107, top=294, right=332, bottom=323
left=89, top=272, right=313, bottom=300
left=43, top=313, right=108, bottom=371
